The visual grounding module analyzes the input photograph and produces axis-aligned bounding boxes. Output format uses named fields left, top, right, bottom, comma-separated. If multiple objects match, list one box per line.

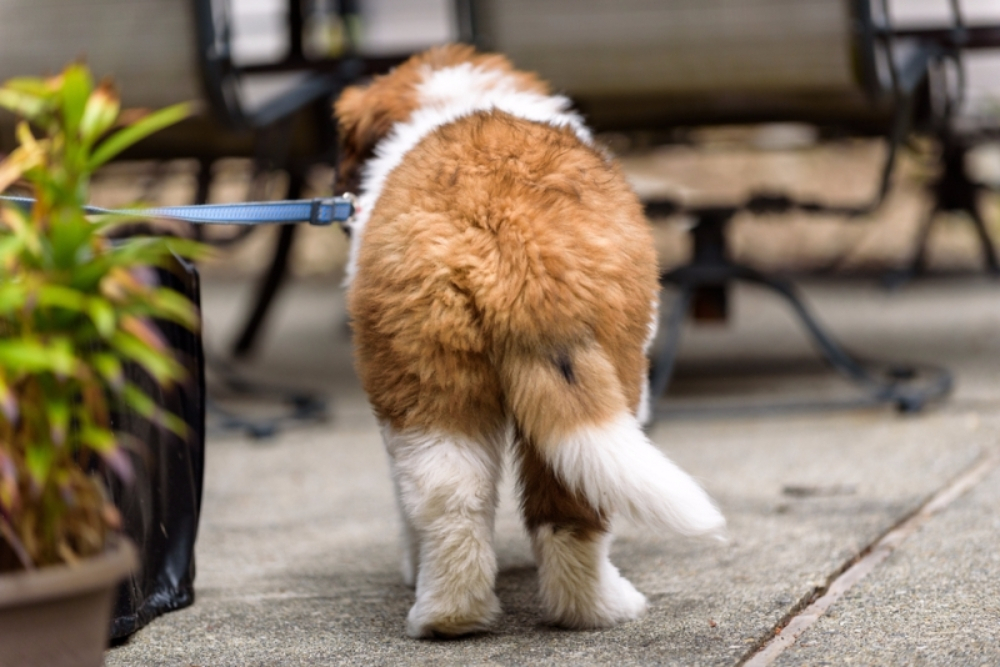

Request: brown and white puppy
left=335, top=45, right=724, bottom=638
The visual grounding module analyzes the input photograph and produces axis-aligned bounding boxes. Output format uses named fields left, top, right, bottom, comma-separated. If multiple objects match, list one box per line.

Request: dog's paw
left=594, top=571, right=649, bottom=626
left=543, top=567, right=648, bottom=629
left=406, top=591, right=501, bottom=639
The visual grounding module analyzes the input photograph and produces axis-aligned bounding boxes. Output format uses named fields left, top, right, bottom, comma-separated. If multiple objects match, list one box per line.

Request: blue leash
left=0, top=195, right=356, bottom=227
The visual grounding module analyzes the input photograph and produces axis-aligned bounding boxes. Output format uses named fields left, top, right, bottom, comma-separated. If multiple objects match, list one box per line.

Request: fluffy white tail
left=501, top=343, right=726, bottom=538
left=545, top=412, right=726, bottom=537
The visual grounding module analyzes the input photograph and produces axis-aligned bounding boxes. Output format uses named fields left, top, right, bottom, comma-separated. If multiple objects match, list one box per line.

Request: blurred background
left=0, top=0, right=996, bottom=279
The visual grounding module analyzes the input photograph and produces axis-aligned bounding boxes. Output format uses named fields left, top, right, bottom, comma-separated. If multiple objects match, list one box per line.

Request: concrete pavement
left=106, top=275, right=1000, bottom=666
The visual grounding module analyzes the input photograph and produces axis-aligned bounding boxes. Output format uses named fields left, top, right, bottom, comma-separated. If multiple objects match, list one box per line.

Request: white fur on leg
left=382, top=424, right=505, bottom=638
left=636, top=300, right=660, bottom=426
left=389, top=470, right=420, bottom=587
left=532, top=525, right=647, bottom=628
left=544, top=412, right=726, bottom=538
left=636, top=376, right=653, bottom=426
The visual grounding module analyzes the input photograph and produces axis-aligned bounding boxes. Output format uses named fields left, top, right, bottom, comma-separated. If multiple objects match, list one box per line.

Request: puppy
left=335, top=45, right=725, bottom=638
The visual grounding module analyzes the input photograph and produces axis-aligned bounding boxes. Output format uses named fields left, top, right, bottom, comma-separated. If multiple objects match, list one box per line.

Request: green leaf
left=91, top=353, right=124, bottom=392
left=122, top=383, right=189, bottom=440
left=110, top=331, right=186, bottom=386
left=0, top=235, right=24, bottom=268
left=37, top=284, right=87, bottom=313
left=59, top=64, right=93, bottom=141
left=0, top=338, right=77, bottom=376
left=78, top=423, right=132, bottom=483
left=0, top=282, right=27, bottom=315
left=68, top=255, right=112, bottom=293
left=48, top=213, right=93, bottom=269
left=80, top=423, right=135, bottom=483
left=101, top=231, right=211, bottom=264
left=90, top=238, right=207, bottom=285
left=147, top=287, right=200, bottom=330
left=165, top=237, right=213, bottom=262
left=3, top=76, right=55, bottom=98
left=25, top=443, right=54, bottom=486
left=101, top=239, right=175, bottom=270
left=79, top=425, right=115, bottom=453
left=87, top=210, right=161, bottom=232
left=87, top=299, right=116, bottom=339
left=0, top=88, right=49, bottom=121
left=0, top=340, right=49, bottom=372
left=88, top=102, right=191, bottom=169
left=46, top=396, right=70, bottom=446
left=79, top=80, right=120, bottom=146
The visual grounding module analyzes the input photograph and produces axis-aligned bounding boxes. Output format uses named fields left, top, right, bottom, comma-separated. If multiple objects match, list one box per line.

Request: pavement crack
left=736, top=447, right=1000, bottom=667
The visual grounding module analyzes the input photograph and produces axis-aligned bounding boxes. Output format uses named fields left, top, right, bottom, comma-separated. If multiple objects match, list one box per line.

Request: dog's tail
left=500, top=340, right=726, bottom=538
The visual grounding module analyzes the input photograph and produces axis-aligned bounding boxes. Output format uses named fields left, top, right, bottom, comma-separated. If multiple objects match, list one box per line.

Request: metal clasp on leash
left=311, top=193, right=357, bottom=227
left=338, top=192, right=358, bottom=227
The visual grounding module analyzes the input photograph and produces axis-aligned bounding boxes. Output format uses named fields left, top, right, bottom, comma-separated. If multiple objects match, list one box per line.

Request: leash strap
left=0, top=195, right=356, bottom=227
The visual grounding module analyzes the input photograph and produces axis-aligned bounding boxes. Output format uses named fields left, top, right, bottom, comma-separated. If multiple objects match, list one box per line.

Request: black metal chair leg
left=883, top=202, right=941, bottom=289
left=649, top=283, right=693, bottom=401
left=231, top=170, right=305, bottom=358
left=910, top=202, right=940, bottom=276
left=653, top=259, right=952, bottom=414
left=195, top=157, right=213, bottom=205
left=897, top=137, right=1000, bottom=281
left=189, top=158, right=214, bottom=243
left=968, top=198, right=1000, bottom=274
left=743, top=273, right=870, bottom=383
left=737, top=266, right=952, bottom=412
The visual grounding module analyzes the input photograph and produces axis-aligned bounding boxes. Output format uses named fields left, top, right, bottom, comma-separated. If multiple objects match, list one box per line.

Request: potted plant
left=0, top=64, right=203, bottom=666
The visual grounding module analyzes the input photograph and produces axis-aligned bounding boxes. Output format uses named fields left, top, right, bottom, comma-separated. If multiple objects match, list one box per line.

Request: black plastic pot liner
left=107, top=255, right=205, bottom=640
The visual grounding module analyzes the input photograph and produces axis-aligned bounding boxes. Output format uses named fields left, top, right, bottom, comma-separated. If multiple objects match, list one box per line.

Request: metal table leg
left=650, top=207, right=954, bottom=416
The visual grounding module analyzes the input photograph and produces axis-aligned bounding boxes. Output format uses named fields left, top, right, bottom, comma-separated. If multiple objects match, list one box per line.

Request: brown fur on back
left=348, top=110, right=656, bottom=438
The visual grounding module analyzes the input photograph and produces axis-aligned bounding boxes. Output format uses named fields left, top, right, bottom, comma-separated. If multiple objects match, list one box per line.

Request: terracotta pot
left=0, top=537, right=137, bottom=667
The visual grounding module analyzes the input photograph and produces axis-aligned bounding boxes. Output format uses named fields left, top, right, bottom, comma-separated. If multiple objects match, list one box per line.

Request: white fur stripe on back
left=344, top=62, right=595, bottom=285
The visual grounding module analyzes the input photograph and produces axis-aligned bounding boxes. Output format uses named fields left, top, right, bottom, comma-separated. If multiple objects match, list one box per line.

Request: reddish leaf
left=99, top=447, right=134, bottom=485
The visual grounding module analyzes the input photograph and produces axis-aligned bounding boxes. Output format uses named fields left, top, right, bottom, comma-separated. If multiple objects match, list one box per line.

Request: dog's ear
left=334, top=82, right=399, bottom=195
left=335, top=84, right=376, bottom=153
left=334, top=84, right=373, bottom=195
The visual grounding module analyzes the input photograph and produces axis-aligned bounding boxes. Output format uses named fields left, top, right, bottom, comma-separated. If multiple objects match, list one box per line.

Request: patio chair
left=462, top=0, right=988, bottom=412
left=887, top=9, right=1000, bottom=283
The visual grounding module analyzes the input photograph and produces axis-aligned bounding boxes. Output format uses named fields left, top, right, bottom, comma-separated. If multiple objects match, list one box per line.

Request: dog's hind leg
left=503, top=341, right=724, bottom=628
left=389, top=470, right=421, bottom=587
left=382, top=424, right=505, bottom=638
left=516, top=436, right=648, bottom=628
